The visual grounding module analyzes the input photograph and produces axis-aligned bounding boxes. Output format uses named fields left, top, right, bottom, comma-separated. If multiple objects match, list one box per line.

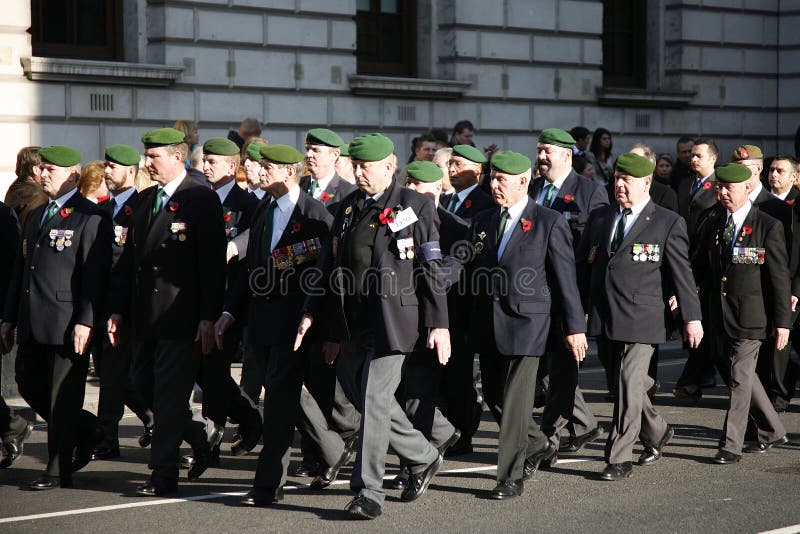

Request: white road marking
left=0, top=458, right=593, bottom=524
left=758, top=526, right=800, bottom=534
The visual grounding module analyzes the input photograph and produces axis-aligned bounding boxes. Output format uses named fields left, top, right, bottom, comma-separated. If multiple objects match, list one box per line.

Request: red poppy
left=320, top=192, right=331, bottom=202
left=224, top=212, right=231, bottom=222
left=168, top=201, right=178, bottom=212
left=738, top=148, right=749, bottom=160
left=702, top=181, right=712, bottom=190
left=742, top=225, right=753, bottom=235
left=564, top=194, right=574, bottom=203
left=379, top=207, right=395, bottom=225
left=787, top=199, right=794, bottom=206
left=520, top=218, right=532, bottom=232
left=60, top=207, right=73, bottom=218
left=464, top=199, right=472, bottom=209
left=292, top=222, right=301, bottom=233
left=124, top=205, right=134, bottom=216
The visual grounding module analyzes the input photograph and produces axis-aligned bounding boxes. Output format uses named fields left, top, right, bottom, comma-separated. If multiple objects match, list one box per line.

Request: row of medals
left=631, top=243, right=660, bottom=262
left=49, top=229, right=74, bottom=251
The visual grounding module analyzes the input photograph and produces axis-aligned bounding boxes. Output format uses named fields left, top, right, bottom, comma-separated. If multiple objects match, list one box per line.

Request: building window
left=602, top=0, right=646, bottom=88
left=355, top=0, right=416, bottom=77
left=30, top=0, right=123, bottom=61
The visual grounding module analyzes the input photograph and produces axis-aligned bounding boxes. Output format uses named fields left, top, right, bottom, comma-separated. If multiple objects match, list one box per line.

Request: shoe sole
left=600, top=472, right=632, bottom=481
left=560, top=428, right=604, bottom=455
left=490, top=491, right=522, bottom=500
left=347, top=507, right=381, bottom=520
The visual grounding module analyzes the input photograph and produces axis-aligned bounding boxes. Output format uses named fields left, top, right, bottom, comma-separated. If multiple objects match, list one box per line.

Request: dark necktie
left=40, top=201, right=58, bottom=229
left=309, top=180, right=319, bottom=198
left=363, top=197, right=375, bottom=210
left=611, top=208, right=632, bottom=253
left=690, top=177, right=703, bottom=196
left=447, top=194, right=459, bottom=212
left=108, top=197, right=117, bottom=217
left=152, top=189, right=167, bottom=215
left=722, top=215, right=735, bottom=262
left=542, top=183, right=555, bottom=207
left=497, top=208, right=510, bottom=242
left=261, top=201, right=278, bottom=264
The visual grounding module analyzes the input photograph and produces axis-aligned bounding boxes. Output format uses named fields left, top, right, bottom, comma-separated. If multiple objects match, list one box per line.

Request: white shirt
left=248, top=185, right=266, bottom=200
left=214, top=179, right=236, bottom=205
left=450, top=183, right=478, bottom=212
left=772, top=188, right=791, bottom=200
left=497, top=195, right=529, bottom=260
left=724, top=201, right=752, bottom=253
left=269, top=185, right=301, bottom=251
left=41, top=187, right=78, bottom=226
left=158, top=171, right=186, bottom=205
left=310, top=171, right=335, bottom=200
left=537, top=169, right=570, bottom=207
left=109, top=187, right=135, bottom=218
left=608, top=197, right=651, bottom=249
left=748, top=182, right=764, bottom=203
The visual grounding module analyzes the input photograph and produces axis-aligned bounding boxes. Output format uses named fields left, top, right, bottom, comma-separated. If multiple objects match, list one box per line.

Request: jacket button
left=161, top=243, right=167, bottom=249
left=251, top=293, right=256, bottom=298
left=35, top=243, right=40, bottom=248
left=153, top=288, right=159, bottom=294
left=383, top=294, right=388, bottom=299
left=721, top=276, right=727, bottom=282
left=30, top=265, right=35, bottom=270
left=494, top=297, right=500, bottom=302
left=390, top=271, right=396, bottom=276
left=153, top=266, right=159, bottom=272
left=721, top=291, right=726, bottom=296
left=25, top=289, right=29, bottom=295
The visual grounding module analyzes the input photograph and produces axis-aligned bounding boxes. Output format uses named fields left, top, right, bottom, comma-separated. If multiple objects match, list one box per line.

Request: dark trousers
left=402, top=348, right=455, bottom=448
left=133, top=338, right=201, bottom=486
left=15, top=340, right=95, bottom=480
left=676, top=336, right=716, bottom=387
left=94, top=335, right=152, bottom=445
left=0, top=394, right=28, bottom=441
left=480, top=351, right=548, bottom=482
left=240, top=332, right=264, bottom=404
left=251, top=342, right=303, bottom=491
left=596, top=335, right=618, bottom=393
left=604, top=342, right=667, bottom=464
left=197, top=326, right=260, bottom=430
left=755, top=308, right=800, bottom=406
left=539, top=348, right=597, bottom=445
left=440, top=324, right=481, bottom=438
left=714, top=336, right=785, bottom=454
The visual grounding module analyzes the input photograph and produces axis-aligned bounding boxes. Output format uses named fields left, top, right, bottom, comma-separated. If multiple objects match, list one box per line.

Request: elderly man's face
left=41, top=163, right=77, bottom=199
left=717, top=180, right=750, bottom=212
left=536, top=143, right=571, bottom=180
left=490, top=170, right=529, bottom=208
left=614, top=172, right=651, bottom=208
left=353, top=158, right=393, bottom=196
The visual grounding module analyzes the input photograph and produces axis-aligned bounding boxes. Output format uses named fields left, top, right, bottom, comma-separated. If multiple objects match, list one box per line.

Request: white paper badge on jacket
left=388, top=207, right=418, bottom=233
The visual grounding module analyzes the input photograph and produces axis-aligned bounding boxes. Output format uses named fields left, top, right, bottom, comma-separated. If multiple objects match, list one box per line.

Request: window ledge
left=349, top=75, right=471, bottom=99
left=596, top=87, right=696, bottom=108
left=21, top=57, right=184, bottom=87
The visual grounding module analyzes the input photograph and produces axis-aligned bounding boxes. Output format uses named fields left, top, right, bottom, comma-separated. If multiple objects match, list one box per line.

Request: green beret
left=39, top=145, right=81, bottom=167
left=491, top=151, right=531, bottom=175
left=105, top=144, right=140, bottom=166
left=306, top=128, right=344, bottom=148
left=339, top=143, right=350, bottom=157
left=259, top=144, right=303, bottom=164
left=615, top=152, right=655, bottom=178
left=538, top=128, right=576, bottom=149
left=246, top=142, right=268, bottom=161
left=141, top=127, right=186, bottom=147
left=406, top=161, right=443, bottom=183
left=452, top=144, right=487, bottom=164
left=348, top=133, right=394, bottom=162
left=715, top=163, right=751, bottom=184
left=203, top=137, right=239, bottom=156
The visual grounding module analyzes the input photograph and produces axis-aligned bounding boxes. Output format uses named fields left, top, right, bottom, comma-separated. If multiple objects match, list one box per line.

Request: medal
left=587, top=245, right=597, bottom=264
left=632, top=244, right=643, bottom=262
left=475, top=242, right=484, bottom=254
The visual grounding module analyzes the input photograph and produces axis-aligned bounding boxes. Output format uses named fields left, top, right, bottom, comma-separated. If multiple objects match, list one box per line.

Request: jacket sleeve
left=546, top=215, right=586, bottom=335
left=414, top=198, right=448, bottom=329
left=76, top=212, right=113, bottom=328
left=765, top=220, right=792, bottom=329
left=663, top=216, right=702, bottom=323
left=197, top=195, right=228, bottom=322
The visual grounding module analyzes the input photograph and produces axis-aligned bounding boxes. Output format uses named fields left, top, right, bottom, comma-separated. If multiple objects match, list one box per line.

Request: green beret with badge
left=40, top=145, right=81, bottom=167
left=348, top=133, right=394, bottom=162
left=491, top=151, right=531, bottom=175
left=339, top=143, right=350, bottom=157
left=260, top=144, right=304, bottom=164
left=141, top=127, right=186, bottom=147
left=306, top=128, right=344, bottom=148
left=406, top=161, right=443, bottom=183
left=538, top=128, right=576, bottom=149
left=715, top=163, right=751, bottom=183
left=616, top=152, right=655, bottom=178
left=246, top=142, right=268, bottom=161
left=452, top=144, right=487, bottom=164
left=203, top=137, right=239, bottom=156
left=105, top=144, right=140, bottom=166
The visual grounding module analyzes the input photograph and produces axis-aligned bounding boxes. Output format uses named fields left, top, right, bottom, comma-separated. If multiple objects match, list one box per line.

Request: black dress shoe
left=0, top=421, right=33, bottom=469
left=91, top=444, right=121, bottom=461
left=240, top=488, right=284, bottom=506
left=743, top=435, right=788, bottom=453
left=523, top=442, right=557, bottom=480
left=310, top=441, right=356, bottom=490
left=73, top=426, right=105, bottom=473
left=638, top=426, right=674, bottom=466
left=138, top=426, right=154, bottom=448
left=600, top=462, right=633, bottom=481
left=400, top=453, right=443, bottom=502
left=345, top=495, right=382, bottom=520
left=437, top=429, right=462, bottom=455
left=29, top=475, right=64, bottom=491
left=712, top=450, right=742, bottom=464
left=559, top=426, right=603, bottom=454
left=388, top=467, right=409, bottom=490
left=445, top=434, right=473, bottom=457
left=230, top=423, right=260, bottom=457
left=135, top=481, right=177, bottom=497
left=672, top=385, right=702, bottom=403
left=490, top=479, right=524, bottom=500
left=187, top=441, right=211, bottom=481
left=291, top=459, right=323, bottom=477
left=180, top=454, right=194, bottom=469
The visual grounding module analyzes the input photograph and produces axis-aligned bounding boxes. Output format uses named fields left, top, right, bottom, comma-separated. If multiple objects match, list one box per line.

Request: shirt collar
left=214, top=179, right=236, bottom=204
left=620, top=196, right=651, bottom=216
left=160, top=171, right=186, bottom=199
left=248, top=185, right=266, bottom=199
left=276, top=184, right=301, bottom=212
left=51, top=187, right=78, bottom=208
left=110, top=187, right=135, bottom=207
left=748, top=182, right=763, bottom=202
left=727, top=200, right=752, bottom=226
left=505, top=195, right=528, bottom=220
left=367, top=190, right=384, bottom=203
left=547, top=168, right=571, bottom=190
left=456, top=183, right=478, bottom=201
left=443, top=187, right=456, bottom=195
left=313, top=171, right=336, bottom=191
left=773, top=188, right=791, bottom=200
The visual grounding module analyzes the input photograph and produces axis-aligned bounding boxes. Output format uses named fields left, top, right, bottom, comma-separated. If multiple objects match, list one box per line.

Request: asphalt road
left=1, top=346, right=799, bottom=533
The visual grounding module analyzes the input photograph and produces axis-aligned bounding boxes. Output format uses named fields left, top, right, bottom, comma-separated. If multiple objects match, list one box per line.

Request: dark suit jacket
left=300, top=173, right=357, bottom=214
left=112, top=177, right=227, bottom=340
left=577, top=200, right=701, bottom=344
left=221, top=184, right=259, bottom=242
left=452, top=185, right=494, bottom=223
left=693, top=205, right=791, bottom=339
left=308, top=179, right=449, bottom=355
left=99, top=190, right=143, bottom=268
left=650, top=180, right=679, bottom=212
left=0, top=202, right=20, bottom=309
left=437, top=206, right=470, bottom=258
left=529, top=170, right=609, bottom=249
left=5, top=191, right=113, bottom=345
left=226, top=190, right=333, bottom=347
left=754, top=191, right=799, bottom=296
left=677, top=172, right=717, bottom=240
left=4, top=177, right=48, bottom=229
left=468, top=199, right=585, bottom=357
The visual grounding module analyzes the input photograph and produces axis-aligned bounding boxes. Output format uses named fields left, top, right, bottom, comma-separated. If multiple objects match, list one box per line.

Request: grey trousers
left=540, top=348, right=597, bottom=445
left=715, top=336, right=785, bottom=454
left=343, top=343, right=438, bottom=505
left=605, top=342, right=667, bottom=465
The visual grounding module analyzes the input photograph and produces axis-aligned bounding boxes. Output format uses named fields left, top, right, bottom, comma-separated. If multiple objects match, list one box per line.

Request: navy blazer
left=468, top=198, right=585, bottom=357
left=300, top=173, right=357, bottom=215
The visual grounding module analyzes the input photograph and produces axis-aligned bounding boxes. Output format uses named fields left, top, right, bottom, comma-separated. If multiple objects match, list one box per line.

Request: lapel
left=595, top=205, right=617, bottom=256
left=112, top=190, right=139, bottom=225
left=691, top=172, right=715, bottom=205
left=371, top=180, right=401, bottom=266
left=528, top=177, right=543, bottom=201
left=38, top=191, right=82, bottom=244
left=613, top=200, right=658, bottom=259
left=482, top=207, right=501, bottom=266
left=550, top=173, right=578, bottom=211
left=499, top=198, right=536, bottom=263
left=324, top=174, right=342, bottom=197
left=248, top=196, right=272, bottom=266
left=144, top=177, right=193, bottom=253
left=272, top=192, right=308, bottom=251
